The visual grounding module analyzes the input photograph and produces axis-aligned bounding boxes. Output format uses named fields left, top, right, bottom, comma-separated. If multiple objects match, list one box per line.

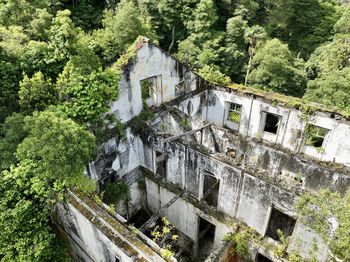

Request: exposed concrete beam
left=139, top=191, right=185, bottom=232
left=162, top=123, right=213, bottom=143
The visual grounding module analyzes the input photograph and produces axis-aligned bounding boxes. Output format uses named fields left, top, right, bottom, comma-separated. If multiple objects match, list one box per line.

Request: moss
left=113, top=36, right=149, bottom=72
left=66, top=191, right=162, bottom=258
left=224, top=83, right=347, bottom=118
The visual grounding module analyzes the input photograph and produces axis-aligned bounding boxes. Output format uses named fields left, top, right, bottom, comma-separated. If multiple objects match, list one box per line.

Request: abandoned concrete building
left=55, top=39, right=350, bottom=262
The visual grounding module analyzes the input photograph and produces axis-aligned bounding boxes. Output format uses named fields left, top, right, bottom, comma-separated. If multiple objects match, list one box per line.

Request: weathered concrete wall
left=178, top=88, right=350, bottom=167
left=90, top=128, right=145, bottom=182
left=56, top=192, right=167, bottom=262
left=110, top=43, right=201, bottom=123
left=145, top=177, right=230, bottom=254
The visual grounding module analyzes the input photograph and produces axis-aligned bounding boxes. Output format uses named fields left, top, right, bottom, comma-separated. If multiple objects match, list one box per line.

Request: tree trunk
left=168, top=27, right=175, bottom=53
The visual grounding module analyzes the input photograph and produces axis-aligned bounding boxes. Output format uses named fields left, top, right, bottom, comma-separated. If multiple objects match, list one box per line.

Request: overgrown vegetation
left=101, top=181, right=130, bottom=204
left=150, top=216, right=178, bottom=260
left=296, top=190, right=350, bottom=260
left=224, top=227, right=255, bottom=260
left=1, top=0, right=350, bottom=259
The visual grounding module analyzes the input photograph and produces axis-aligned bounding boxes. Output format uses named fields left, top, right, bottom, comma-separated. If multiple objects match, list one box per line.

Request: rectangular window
left=265, top=207, right=296, bottom=242
left=256, top=253, right=272, bottom=262
left=140, top=77, right=155, bottom=100
left=227, top=103, right=242, bottom=123
left=263, top=113, right=280, bottom=134
left=202, top=172, right=220, bottom=208
left=306, top=125, right=328, bottom=148
left=155, top=151, right=166, bottom=178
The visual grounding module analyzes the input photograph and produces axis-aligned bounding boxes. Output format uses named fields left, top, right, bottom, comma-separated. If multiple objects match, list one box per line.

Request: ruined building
left=55, top=39, right=350, bottom=262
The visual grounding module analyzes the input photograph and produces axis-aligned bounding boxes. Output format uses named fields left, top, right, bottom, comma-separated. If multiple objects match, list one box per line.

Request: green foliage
left=93, top=0, right=156, bottom=63
left=199, top=65, right=231, bottom=85
left=139, top=102, right=155, bottom=121
left=303, top=6, right=350, bottom=114
left=45, top=9, right=83, bottom=77
left=57, top=52, right=119, bottom=124
left=150, top=216, right=178, bottom=260
left=0, top=160, right=70, bottom=261
left=65, top=173, right=97, bottom=195
left=19, top=71, right=57, bottom=113
left=67, top=0, right=104, bottom=31
left=296, top=189, right=350, bottom=260
left=0, top=113, right=27, bottom=171
left=16, top=109, right=96, bottom=178
left=179, top=118, right=190, bottom=129
left=248, top=38, right=306, bottom=97
left=224, top=228, right=254, bottom=259
left=304, top=68, right=350, bottom=114
left=273, top=229, right=289, bottom=258
left=266, top=0, right=341, bottom=57
left=141, top=78, right=153, bottom=100
left=102, top=181, right=130, bottom=204
left=0, top=48, right=22, bottom=123
left=228, top=111, right=241, bottom=123
left=305, top=125, right=328, bottom=148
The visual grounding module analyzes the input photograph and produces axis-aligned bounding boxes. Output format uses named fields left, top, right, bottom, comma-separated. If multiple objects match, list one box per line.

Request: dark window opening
left=264, top=113, right=280, bottom=134
left=227, top=102, right=242, bottom=123
left=127, top=208, right=152, bottom=228
left=203, top=173, right=220, bottom=208
left=115, top=256, right=120, bottom=262
left=256, top=253, right=272, bottom=262
left=306, top=125, right=328, bottom=148
left=140, top=77, right=155, bottom=100
left=198, top=217, right=216, bottom=259
left=266, top=207, right=296, bottom=242
left=155, top=151, right=166, bottom=178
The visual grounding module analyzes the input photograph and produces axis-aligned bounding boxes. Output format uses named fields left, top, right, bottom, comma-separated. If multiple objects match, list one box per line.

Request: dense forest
left=0, top=0, right=349, bottom=261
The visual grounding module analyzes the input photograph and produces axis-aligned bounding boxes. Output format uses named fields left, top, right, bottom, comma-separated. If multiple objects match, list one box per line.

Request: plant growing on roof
left=150, top=216, right=178, bottom=260
left=101, top=180, right=130, bottom=205
left=224, top=227, right=255, bottom=259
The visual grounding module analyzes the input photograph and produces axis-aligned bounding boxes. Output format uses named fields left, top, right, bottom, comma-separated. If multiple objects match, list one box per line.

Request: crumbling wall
left=110, top=43, right=201, bottom=123
left=177, top=88, right=350, bottom=167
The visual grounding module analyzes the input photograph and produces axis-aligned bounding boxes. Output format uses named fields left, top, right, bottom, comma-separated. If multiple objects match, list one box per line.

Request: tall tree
left=0, top=113, right=27, bottom=171
left=16, top=109, right=96, bottom=178
left=0, top=160, right=69, bottom=262
left=56, top=50, right=119, bottom=125
left=304, top=5, right=350, bottom=113
left=248, top=38, right=306, bottom=96
left=266, top=0, right=341, bottom=57
left=19, top=72, right=57, bottom=114
left=93, top=0, right=156, bottom=63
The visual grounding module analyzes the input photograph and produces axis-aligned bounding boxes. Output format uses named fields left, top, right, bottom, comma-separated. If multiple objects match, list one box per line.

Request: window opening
left=198, top=217, right=216, bottom=259
left=306, top=125, right=328, bottom=148
left=202, top=172, right=220, bottom=208
left=155, top=151, right=166, bottom=178
left=140, top=77, right=155, bottom=100
left=264, top=113, right=280, bottom=134
left=265, top=207, right=296, bottom=242
left=115, top=255, right=120, bottom=262
left=227, top=103, right=242, bottom=123
left=256, top=253, right=272, bottom=262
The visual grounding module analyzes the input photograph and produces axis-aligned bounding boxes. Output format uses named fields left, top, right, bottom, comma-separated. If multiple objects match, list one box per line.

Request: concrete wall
left=178, top=88, right=350, bottom=167
left=110, top=43, right=201, bottom=123
left=145, top=177, right=230, bottom=254
left=56, top=202, right=137, bottom=262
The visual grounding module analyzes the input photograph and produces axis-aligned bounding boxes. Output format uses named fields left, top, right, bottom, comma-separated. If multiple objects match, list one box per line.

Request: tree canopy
left=1, top=0, right=350, bottom=259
